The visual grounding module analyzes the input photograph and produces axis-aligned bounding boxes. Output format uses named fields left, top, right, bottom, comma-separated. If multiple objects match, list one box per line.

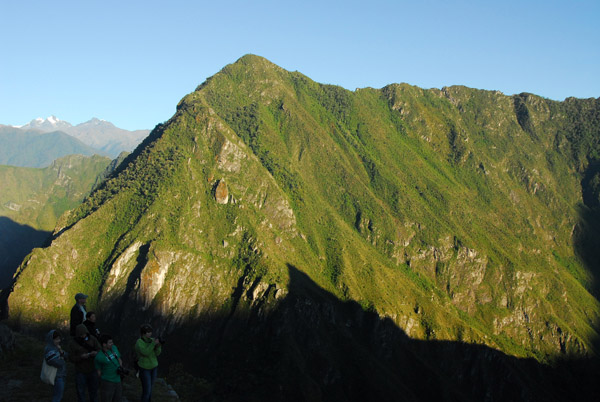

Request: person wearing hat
left=135, top=324, right=162, bottom=402
left=70, top=293, right=88, bottom=337
left=69, top=323, right=101, bottom=402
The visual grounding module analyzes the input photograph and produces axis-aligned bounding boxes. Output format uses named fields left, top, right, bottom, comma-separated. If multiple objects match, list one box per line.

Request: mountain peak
left=235, top=53, right=272, bottom=66
left=77, top=117, right=114, bottom=128
left=6, top=58, right=600, bottom=400
left=191, top=54, right=295, bottom=102
left=18, top=116, right=72, bottom=131
left=218, top=54, right=286, bottom=81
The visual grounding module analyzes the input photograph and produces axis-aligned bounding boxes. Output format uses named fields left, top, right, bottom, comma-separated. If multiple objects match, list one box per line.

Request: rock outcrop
left=4, top=55, right=600, bottom=401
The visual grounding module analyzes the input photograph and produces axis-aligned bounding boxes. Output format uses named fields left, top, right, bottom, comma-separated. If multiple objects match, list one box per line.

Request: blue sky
left=1, top=0, right=598, bottom=130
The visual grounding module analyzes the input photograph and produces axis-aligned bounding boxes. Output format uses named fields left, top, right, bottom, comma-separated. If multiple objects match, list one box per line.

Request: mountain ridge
left=0, top=126, right=107, bottom=167
left=5, top=116, right=150, bottom=158
left=5, top=54, right=600, bottom=400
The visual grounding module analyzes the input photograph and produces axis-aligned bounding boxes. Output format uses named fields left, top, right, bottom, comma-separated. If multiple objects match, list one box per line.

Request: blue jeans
left=76, top=371, right=100, bottom=402
left=52, top=375, right=65, bottom=402
left=139, top=366, right=158, bottom=402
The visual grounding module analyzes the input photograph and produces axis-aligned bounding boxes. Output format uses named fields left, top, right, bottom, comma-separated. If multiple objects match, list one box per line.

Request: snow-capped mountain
left=17, top=116, right=73, bottom=131
left=11, top=116, right=150, bottom=157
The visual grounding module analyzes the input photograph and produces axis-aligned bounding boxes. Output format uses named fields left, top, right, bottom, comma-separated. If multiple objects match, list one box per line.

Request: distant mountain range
left=6, top=116, right=150, bottom=159
left=0, top=126, right=105, bottom=168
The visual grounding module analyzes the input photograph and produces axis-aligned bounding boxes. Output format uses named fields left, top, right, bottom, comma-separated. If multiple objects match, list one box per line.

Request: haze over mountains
left=0, top=126, right=103, bottom=168
left=3, top=55, right=600, bottom=400
left=4, top=116, right=150, bottom=161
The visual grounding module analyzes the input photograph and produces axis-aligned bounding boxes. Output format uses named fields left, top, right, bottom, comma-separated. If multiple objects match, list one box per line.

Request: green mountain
left=0, top=154, right=112, bottom=287
left=5, top=55, right=600, bottom=400
left=0, top=126, right=107, bottom=167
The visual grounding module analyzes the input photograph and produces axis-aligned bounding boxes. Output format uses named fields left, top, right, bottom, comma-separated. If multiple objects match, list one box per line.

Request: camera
left=117, top=366, right=130, bottom=378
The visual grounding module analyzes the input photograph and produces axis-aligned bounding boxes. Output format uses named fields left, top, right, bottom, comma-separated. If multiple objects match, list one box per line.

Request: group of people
left=43, top=293, right=163, bottom=402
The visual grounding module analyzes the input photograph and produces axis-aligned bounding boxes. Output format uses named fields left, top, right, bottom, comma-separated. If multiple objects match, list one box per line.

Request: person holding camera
left=94, top=334, right=124, bottom=402
left=135, top=324, right=162, bottom=402
left=70, top=324, right=100, bottom=402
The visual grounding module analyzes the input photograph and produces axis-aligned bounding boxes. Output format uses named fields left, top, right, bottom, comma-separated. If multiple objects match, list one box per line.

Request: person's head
left=75, top=293, right=88, bottom=305
left=76, top=324, right=89, bottom=339
left=52, top=330, right=62, bottom=346
left=99, top=334, right=113, bottom=351
left=140, top=324, right=153, bottom=338
left=86, top=311, right=96, bottom=323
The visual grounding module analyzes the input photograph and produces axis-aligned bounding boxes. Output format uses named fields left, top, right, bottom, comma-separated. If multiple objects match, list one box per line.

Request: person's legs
left=88, top=371, right=100, bottom=402
left=52, top=375, right=66, bottom=402
left=76, top=372, right=87, bottom=402
left=100, top=380, right=117, bottom=402
left=139, top=367, right=152, bottom=402
left=114, top=382, right=123, bottom=402
left=148, top=366, right=158, bottom=401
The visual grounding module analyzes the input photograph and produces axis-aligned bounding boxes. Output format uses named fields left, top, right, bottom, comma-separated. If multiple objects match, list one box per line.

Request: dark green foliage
left=7, top=55, right=600, bottom=374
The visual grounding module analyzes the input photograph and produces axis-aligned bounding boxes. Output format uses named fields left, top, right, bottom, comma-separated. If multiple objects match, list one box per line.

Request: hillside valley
left=3, top=55, right=600, bottom=401
left=0, top=154, right=121, bottom=288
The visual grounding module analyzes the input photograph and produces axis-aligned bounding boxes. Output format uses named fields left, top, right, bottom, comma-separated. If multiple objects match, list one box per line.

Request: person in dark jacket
left=70, top=324, right=101, bottom=402
left=135, top=324, right=162, bottom=402
left=70, top=293, right=88, bottom=336
left=44, top=330, right=68, bottom=402
left=83, top=311, right=101, bottom=341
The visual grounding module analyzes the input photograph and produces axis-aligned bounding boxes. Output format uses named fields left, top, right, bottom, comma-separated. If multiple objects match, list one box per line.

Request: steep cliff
left=6, top=55, right=600, bottom=400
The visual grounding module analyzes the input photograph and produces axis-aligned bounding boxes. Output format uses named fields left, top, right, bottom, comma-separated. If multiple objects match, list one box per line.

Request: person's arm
left=114, top=346, right=123, bottom=366
left=135, top=338, right=156, bottom=357
left=70, top=307, right=83, bottom=323
left=94, top=353, right=103, bottom=378
left=69, top=344, right=84, bottom=363
left=77, top=351, right=94, bottom=361
left=45, top=349, right=65, bottom=369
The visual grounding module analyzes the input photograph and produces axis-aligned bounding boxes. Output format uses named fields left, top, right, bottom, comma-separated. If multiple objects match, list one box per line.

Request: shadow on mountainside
left=101, top=265, right=599, bottom=402
left=575, top=162, right=600, bottom=355
left=577, top=162, right=600, bottom=301
left=0, top=217, right=51, bottom=289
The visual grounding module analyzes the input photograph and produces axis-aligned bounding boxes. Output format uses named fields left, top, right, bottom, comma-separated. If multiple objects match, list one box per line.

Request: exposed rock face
left=4, top=55, right=600, bottom=400
left=215, top=179, right=228, bottom=204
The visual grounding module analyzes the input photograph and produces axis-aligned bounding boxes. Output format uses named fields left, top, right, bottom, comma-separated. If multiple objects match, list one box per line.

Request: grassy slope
left=0, top=155, right=112, bottom=287
left=0, top=154, right=112, bottom=231
left=7, top=55, right=600, bottom=364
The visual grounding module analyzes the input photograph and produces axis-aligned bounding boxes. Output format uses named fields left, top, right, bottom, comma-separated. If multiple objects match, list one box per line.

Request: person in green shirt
left=94, top=334, right=123, bottom=402
left=135, top=324, right=162, bottom=402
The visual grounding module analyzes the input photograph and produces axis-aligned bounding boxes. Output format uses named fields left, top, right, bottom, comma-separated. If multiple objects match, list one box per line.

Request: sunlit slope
left=9, top=55, right=600, bottom=360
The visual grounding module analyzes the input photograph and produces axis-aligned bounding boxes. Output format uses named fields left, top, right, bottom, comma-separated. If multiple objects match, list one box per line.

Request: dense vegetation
left=5, top=55, right=600, bottom=400
left=0, top=154, right=112, bottom=287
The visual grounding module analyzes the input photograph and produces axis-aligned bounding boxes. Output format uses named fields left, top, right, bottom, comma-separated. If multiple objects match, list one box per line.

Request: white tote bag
left=40, top=359, right=57, bottom=385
